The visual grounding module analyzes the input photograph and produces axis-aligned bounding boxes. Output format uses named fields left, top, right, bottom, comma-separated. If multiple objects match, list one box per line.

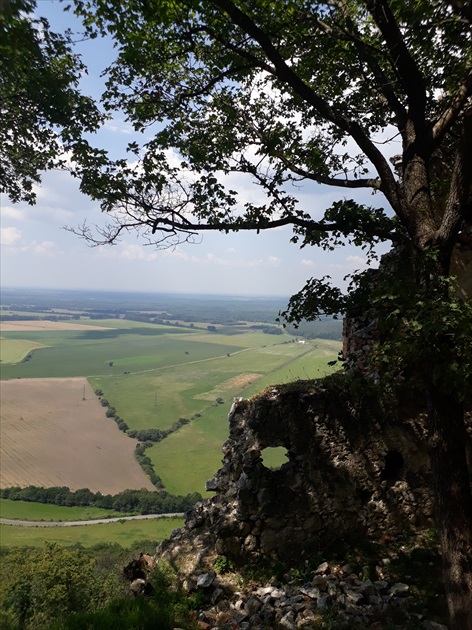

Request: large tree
left=0, top=0, right=101, bottom=204
left=13, top=0, right=472, bottom=625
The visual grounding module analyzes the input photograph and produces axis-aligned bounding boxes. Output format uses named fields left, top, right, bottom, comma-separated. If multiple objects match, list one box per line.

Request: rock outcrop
left=168, top=559, right=448, bottom=630
left=155, top=376, right=471, bottom=628
left=159, top=378, right=471, bottom=566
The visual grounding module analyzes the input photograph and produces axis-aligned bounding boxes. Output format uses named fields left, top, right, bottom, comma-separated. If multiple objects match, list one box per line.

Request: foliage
left=0, top=0, right=101, bottom=203
left=0, top=542, right=120, bottom=628
left=0, top=485, right=202, bottom=514
left=5, top=0, right=472, bottom=623
left=0, top=543, right=201, bottom=630
left=52, top=561, right=202, bottom=630
left=214, top=554, right=235, bottom=574
left=64, top=0, right=472, bottom=404
left=134, top=442, right=165, bottom=489
left=368, top=252, right=472, bottom=397
left=129, top=428, right=171, bottom=442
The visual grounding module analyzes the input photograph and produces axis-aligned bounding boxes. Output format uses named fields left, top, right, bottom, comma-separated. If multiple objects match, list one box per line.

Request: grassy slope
left=88, top=332, right=298, bottom=430
left=0, top=499, right=133, bottom=522
left=150, top=340, right=341, bottom=495
left=0, top=517, right=183, bottom=548
left=0, top=339, right=47, bottom=364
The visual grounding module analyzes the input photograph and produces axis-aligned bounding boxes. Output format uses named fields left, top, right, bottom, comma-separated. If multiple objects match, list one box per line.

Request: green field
left=148, top=340, right=340, bottom=494
left=0, top=323, right=203, bottom=379
left=1, top=315, right=340, bottom=498
left=0, top=338, right=47, bottom=364
left=91, top=337, right=302, bottom=428
left=0, top=517, right=183, bottom=547
left=0, top=499, right=133, bottom=522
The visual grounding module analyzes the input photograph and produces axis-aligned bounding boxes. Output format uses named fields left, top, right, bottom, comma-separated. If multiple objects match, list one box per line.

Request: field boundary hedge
left=0, top=486, right=202, bottom=514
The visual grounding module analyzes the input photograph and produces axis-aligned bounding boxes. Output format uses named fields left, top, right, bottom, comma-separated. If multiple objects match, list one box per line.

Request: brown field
left=0, top=321, right=113, bottom=332
left=195, top=373, right=263, bottom=401
left=0, top=378, right=155, bottom=493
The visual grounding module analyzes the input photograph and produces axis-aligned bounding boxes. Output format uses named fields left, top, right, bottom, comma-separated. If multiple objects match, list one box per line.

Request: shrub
left=214, top=555, right=235, bottom=574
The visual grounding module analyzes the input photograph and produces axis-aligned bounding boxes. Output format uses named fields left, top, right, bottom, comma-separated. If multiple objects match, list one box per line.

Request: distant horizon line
left=0, top=285, right=291, bottom=300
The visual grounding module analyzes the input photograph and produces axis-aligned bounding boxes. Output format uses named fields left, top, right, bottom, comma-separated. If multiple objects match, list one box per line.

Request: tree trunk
left=427, top=385, right=472, bottom=629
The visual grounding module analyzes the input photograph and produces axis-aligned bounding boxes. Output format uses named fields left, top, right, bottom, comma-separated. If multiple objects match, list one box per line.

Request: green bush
left=0, top=543, right=121, bottom=629
left=214, top=555, right=235, bottom=574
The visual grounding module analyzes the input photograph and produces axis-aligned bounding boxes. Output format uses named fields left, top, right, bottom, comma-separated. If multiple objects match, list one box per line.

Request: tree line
left=0, top=486, right=202, bottom=515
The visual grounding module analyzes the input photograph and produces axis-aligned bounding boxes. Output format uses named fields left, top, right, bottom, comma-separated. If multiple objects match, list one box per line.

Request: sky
left=0, top=0, right=394, bottom=299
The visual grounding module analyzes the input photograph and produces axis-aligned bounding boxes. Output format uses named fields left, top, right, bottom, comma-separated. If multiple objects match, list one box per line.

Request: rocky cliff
left=158, top=377, right=471, bottom=566
left=151, top=377, right=470, bottom=628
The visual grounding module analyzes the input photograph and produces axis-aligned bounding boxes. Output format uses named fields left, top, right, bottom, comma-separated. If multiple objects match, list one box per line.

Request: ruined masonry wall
left=159, top=382, right=472, bottom=564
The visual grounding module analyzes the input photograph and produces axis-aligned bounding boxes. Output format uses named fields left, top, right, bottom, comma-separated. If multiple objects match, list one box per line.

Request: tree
left=0, top=543, right=104, bottom=627
left=8, top=0, right=472, bottom=625
left=0, top=0, right=101, bottom=203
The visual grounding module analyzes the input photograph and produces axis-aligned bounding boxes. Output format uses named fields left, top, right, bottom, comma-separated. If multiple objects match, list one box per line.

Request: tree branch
left=434, top=107, right=472, bottom=262
left=275, top=153, right=382, bottom=190
left=442, top=0, right=472, bottom=24
left=335, top=3, right=408, bottom=127
left=432, top=68, right=472, bottom=147
left=363, top=0, right=426, bottom=125
left=208, top=0, right=403, bottom=214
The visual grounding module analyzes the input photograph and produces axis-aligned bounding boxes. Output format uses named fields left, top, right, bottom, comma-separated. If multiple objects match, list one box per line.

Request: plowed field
left=0, top=378, right=155, bottom=493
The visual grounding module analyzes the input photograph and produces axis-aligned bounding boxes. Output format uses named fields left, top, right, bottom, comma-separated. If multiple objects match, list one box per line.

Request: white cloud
left=346, top=255, right=367, bottom=266
left=346, top=254, right=379, bottom=269
left=35, top=205, right=76, bottom=223
left=119, top=243, right=159, bottom=262
left=33, top=241, right=62, bottom=256
left=104, top=120, right=133, bottom=135
left=1, top=206, right=26, bottom=221
left=162, top=246, right=200, bottom=263
left=1, top=226, right=22, bottom=246
left=301, top=258, right=316, bottom=267
left=206, top=252, right=228, bottom=266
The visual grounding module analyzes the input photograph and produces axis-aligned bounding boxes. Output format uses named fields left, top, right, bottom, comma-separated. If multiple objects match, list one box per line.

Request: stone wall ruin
left=158, top=379, right=471, bottom=565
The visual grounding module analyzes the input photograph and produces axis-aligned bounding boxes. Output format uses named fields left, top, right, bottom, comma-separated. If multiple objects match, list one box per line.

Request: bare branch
left=275, top=154, right=382, bottom=190
left=179, top=62, right=258, bottom=101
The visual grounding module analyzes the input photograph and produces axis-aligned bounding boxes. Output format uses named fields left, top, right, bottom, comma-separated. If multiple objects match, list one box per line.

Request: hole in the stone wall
left=261, top=446, right=289, bottom=471
left=356, top=488, right=372, bottom=504
left=380, top=450, right=404, bottom=483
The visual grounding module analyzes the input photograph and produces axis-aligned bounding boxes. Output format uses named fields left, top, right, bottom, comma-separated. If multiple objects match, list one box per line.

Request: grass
left=88, top=333, right=307, bottom=431
left=261, top=446, right=288, bottom=469
left=0, top=517, right=183, bottom=548
left=0, top=499, right=134, bottom=521
left=0, top=318, right=340, bottom=498
left=149, top=340, right=341, bottom=495
left=0, top=339, right=47, bottom=364
left=0, top=325, right=200, bottom=379
left=89, top=333, right=332, bottom=429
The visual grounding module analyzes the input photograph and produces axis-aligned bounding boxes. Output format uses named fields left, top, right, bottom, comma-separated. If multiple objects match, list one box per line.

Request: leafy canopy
left=66, top=0, right=471, bottom=302
left=64, top=0, right=472, bottom=396
left=0, top=0, right=102, bottom=203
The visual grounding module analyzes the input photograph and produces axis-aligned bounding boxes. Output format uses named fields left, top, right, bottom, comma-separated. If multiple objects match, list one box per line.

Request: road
left=0, top=513, right=185, bottom=527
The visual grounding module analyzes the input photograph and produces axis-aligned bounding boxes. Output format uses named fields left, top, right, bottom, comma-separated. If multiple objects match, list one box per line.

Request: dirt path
left=0, top=513, right=184, bottom=527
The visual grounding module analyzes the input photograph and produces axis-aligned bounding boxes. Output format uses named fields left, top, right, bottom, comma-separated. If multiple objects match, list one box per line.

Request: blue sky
left=0, top=0, right=394, bottom=298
